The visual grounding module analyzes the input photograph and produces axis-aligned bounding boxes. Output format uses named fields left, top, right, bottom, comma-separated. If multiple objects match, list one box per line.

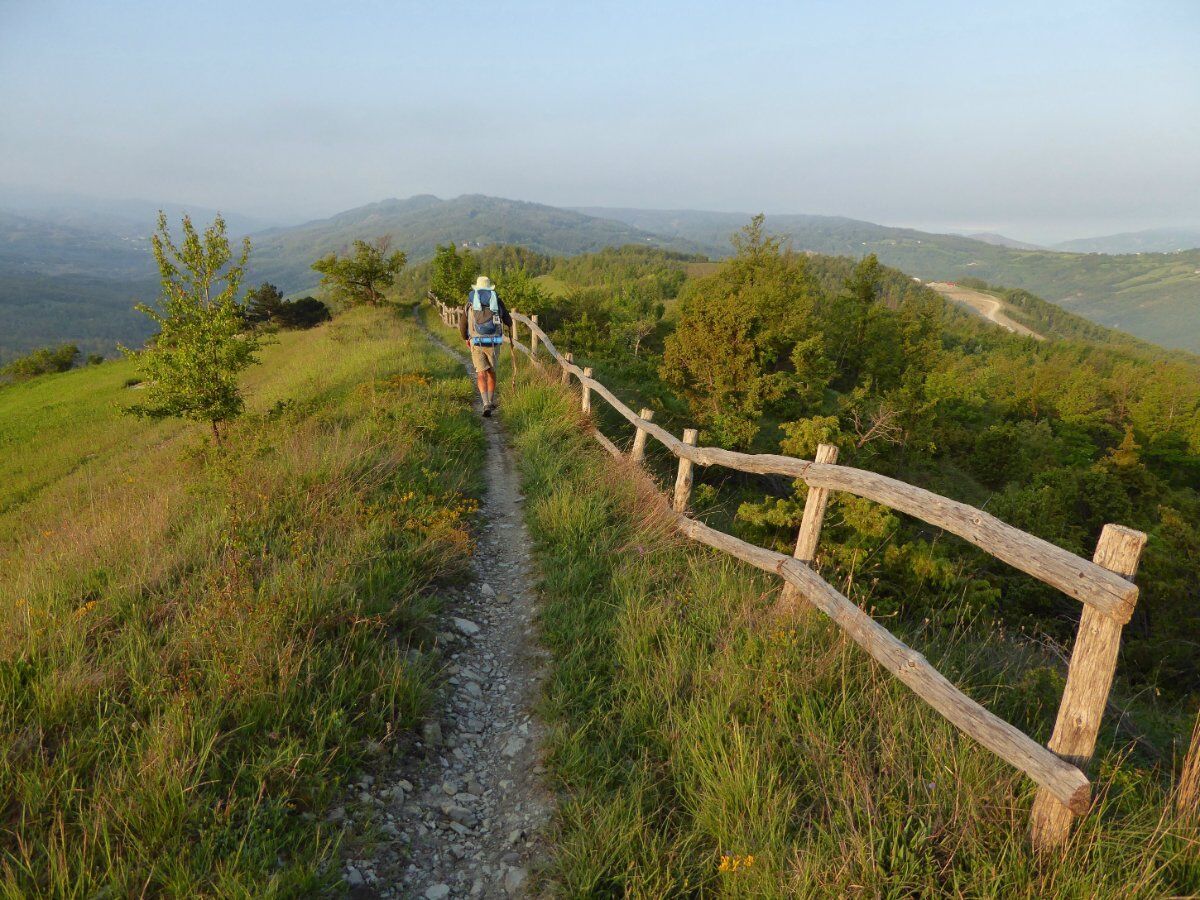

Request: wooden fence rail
left=428, top=293, right=1147, bottom=851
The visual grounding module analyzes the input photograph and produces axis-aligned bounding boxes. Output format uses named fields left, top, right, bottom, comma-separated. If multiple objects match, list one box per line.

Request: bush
left=1, top=344, right=79, bottom=381
left=275, top=296, right=332, bottom=329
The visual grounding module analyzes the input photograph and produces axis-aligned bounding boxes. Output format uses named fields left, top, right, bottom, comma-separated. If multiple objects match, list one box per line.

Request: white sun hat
left=473, top=275, right=494, bottom=290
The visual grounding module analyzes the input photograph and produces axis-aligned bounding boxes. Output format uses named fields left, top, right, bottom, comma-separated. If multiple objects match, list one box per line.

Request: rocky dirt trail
left=335, top=321, right=553, bottom=898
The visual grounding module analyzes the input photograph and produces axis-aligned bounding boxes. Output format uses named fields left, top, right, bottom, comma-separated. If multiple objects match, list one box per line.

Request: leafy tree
left=660, top=216, right=828, bottom=447
left=494, top=267, right=547, bottom=317
left=827, top=254, right=881, bottom=378
left=125, top=212, right=260, bottom=445
left=87, top=353, right=105, bottom=366
left=312, top=237, right=406, bottom=306
left=245, top=282, right=285, bottom=323
left=430, top=243, right=479, bottom=301
left=1, top=344, right=79, bottom=380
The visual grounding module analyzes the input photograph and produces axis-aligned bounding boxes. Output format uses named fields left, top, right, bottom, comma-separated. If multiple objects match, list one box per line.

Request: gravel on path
left=336, top=321, right=553, bottom=898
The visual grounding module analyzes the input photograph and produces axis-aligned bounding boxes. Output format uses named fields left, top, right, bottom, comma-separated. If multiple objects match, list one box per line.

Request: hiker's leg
left=475, top=369, right=488, bottom=403
left=485, top=369, right=497, bottom=400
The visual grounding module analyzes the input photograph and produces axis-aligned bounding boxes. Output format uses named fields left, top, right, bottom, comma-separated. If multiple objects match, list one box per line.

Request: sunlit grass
left=0, top=307, right=485, bottom=894
left=503, top=369, right=1200, bottom=897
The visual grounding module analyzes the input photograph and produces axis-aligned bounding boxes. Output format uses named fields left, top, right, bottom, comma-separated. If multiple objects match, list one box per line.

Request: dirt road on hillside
left=336, top=317, right=553, bottom=898
left=928, top=282, right=1045, bottom=341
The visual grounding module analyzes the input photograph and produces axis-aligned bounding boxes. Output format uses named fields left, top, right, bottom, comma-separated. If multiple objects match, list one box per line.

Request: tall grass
left=502, top=371, right=1200, bottom=897
left=0, top=308, right=485, bottom=895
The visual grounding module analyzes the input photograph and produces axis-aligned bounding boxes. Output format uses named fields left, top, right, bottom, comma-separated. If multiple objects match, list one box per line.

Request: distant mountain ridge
left=246, top=195, right=691, bottom=292
left=3, top=191, right=1199, bottom=360
left=964, top=232, right=1044, bottom=251
left=1052, top=227, right=1200, bottom=254
left=0, top=184, right=278, bottom=240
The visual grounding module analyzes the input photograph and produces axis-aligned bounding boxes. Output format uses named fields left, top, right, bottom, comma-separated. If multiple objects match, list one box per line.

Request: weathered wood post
left=581, top=367, right=593, bottom=414
left=561, top=352, right=573, bottom=386
left=630, top=408, right=654, bottom=465
left=507, top=311, right=519, bottom=387
left=530, top=314, right=540, bottom=359
left=777, top=443, right=839, bottom=616
left=672, top=429, right=699, bottom=513
left=1029, top=523, right=1147, bottom=851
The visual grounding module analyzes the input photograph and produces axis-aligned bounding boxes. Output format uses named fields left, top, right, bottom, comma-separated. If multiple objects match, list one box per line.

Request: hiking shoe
left=482, top=404, right=493, bottom=418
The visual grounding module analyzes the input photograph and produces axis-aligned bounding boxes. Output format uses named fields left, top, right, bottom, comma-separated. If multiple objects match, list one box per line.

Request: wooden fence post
left=581, top=367, right=593, bottom=414
left=777, top=443, right=839, bottom=616
left=672, top=429, right=699, bottom=513
left=530, top=314, right=540, bottom=359
left=1029, top=523, right=1147, bottom=851
left=630, top=409, right=654, bottom=465
left=561, top=352, right=573, bottom=386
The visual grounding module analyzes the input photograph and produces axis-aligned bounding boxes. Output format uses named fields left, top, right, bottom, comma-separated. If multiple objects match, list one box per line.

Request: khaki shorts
left=470, top=343, right=499, bottom=373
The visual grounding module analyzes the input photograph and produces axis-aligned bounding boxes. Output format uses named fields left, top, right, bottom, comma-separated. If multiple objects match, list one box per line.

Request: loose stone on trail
left=453, top=617, right=481, bottom=636
left=335, top=317, right=553, bottom=897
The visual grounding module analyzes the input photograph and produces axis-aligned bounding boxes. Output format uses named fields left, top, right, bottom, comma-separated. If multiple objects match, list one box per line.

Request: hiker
left=459, top=275, right=512, bottom=417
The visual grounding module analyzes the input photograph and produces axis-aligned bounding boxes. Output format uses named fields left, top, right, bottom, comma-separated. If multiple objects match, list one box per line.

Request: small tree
left=125, top=212, right=260, bottom=445
left=430, top=243, right=479, bottom=301
left=311, top=237, right=406, bottom=306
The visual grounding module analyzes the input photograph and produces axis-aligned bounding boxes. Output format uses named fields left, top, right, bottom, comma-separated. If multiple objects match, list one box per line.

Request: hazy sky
left=1, top=0, right=1197, bottom=243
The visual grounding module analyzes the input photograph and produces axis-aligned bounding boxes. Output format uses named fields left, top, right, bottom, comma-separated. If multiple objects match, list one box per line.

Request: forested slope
left=580, top=206, right=1200, bottom=351
left=420, top=231, right=1200, bottom=710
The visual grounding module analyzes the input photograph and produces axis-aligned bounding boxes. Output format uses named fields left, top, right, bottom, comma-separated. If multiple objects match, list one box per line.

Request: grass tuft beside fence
left=501, top=368, right=1199, bottom=897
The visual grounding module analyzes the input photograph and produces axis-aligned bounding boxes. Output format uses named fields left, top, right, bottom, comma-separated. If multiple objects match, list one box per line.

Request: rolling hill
left=245, top=194, right=688, bottom=292
left=964, top=231, right=1044, bottom=250
left=577, top=206, right=1200, bottom=351
left=1052, top=227, right=1200, bottom=254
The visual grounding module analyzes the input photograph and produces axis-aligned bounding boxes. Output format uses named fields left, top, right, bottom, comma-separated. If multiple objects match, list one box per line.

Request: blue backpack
left=468, top=289, right=503, bottom=346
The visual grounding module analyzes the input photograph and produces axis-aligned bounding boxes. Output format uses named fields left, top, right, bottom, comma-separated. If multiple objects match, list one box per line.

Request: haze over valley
left=3, top=190, right=1199, bottom=361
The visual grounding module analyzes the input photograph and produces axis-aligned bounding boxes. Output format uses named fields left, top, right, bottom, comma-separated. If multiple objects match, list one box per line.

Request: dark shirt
left=459, top=293, right=512, bottom=341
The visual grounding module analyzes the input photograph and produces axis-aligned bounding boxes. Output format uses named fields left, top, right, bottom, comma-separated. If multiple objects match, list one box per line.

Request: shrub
left=0, top=344, right=79, bottom=380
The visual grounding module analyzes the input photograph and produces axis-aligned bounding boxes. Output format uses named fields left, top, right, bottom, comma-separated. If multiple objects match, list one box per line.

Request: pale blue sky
left=1, top=0, right=1197, bottom=242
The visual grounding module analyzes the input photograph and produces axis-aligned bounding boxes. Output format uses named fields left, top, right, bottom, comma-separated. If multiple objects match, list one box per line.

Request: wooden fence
left=431, top=294, right=1147, bottom=852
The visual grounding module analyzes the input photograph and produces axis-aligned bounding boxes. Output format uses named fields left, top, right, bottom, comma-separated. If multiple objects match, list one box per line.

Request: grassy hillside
left=0, top=307, right=484, bottom=893
left=499, top=371, right=1198, bottom=896
left=580, top=206, right=1200, bottom=352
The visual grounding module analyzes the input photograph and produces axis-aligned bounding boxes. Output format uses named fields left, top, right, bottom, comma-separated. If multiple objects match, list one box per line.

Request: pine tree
left=245, top=282, right=285, bottom=323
